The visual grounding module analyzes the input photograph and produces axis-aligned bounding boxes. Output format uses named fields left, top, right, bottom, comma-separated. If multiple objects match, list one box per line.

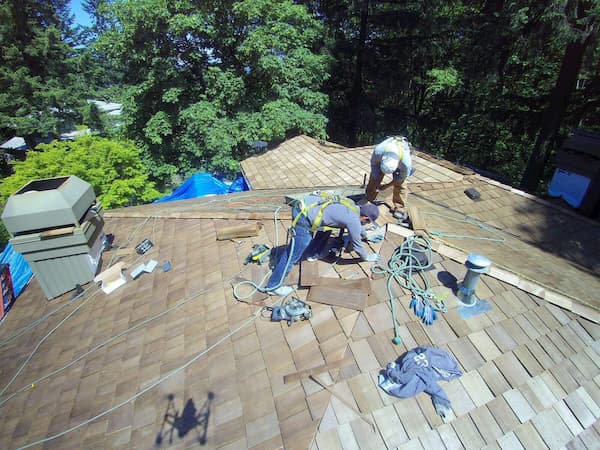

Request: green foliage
left=0, top=1, right=86, bottom=143
left=0, top=136, right=160, bottom=208
left=97, top=0, right=330, bottom=180
left=2, top=0, right=598, bottom=196
left=424, top=68, right=460, bottom=96
left=144, top=111, right=172, bottom=145
left=316, top=0, right=599, bottom=186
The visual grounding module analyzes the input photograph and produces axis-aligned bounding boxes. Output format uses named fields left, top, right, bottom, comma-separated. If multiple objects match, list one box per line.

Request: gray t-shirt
left=304, top=194, right=368, bottom=260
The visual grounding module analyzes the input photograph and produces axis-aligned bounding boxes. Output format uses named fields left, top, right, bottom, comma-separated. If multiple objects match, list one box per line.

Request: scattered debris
left=130, top=260, right=158, bottom=279
left=283, top=356, right=354, bottom=384
left=135, top=239, right=153, bottom=255
left=310, top=374, right=376, bottom=428
left=94, top=262, right=126, bottom=294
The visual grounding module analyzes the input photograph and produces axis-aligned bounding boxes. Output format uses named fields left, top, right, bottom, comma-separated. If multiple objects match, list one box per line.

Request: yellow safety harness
left=291, top=191, right=359, bottom=233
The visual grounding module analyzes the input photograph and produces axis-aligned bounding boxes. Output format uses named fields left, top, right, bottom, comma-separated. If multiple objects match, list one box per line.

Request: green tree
left=0, top=136, right=160, bottom=208
left=96, top=0, right=329, bottom=181
left=310, top=0, right=599, bottom=189
left=0, top=0, right=84, bottom=146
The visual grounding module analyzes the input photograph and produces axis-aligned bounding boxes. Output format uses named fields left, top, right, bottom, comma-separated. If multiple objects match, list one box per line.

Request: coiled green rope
left=371, top=234, right=447, bottom=343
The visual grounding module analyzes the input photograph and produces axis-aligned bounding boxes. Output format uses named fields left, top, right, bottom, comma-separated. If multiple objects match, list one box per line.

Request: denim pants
left=265, top=208, right=313, bottom=289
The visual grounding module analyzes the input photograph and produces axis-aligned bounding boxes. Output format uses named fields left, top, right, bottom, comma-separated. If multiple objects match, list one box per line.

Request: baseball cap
left=359, top=203, right=380, bottom=224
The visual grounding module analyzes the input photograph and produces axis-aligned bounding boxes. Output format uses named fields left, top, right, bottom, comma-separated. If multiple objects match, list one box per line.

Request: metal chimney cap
left=1, top=175, right=96, bottom=235
left=465, top=253, right=492, bottom=273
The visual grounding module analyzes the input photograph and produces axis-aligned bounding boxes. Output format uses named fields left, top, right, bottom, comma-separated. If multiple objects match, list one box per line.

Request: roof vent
left=456, top=254, right=491, bottom=307
left=1, top=176, right=105, bottom=300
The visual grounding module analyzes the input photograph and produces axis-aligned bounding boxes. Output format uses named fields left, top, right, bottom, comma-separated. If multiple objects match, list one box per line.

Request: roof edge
left=388, top=222, right=600, bottom=323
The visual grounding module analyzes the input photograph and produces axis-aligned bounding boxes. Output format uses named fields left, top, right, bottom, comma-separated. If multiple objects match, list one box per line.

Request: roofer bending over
left=266, top=192, right=381, bottom=297
left=365, top=136, right=413, bottom=220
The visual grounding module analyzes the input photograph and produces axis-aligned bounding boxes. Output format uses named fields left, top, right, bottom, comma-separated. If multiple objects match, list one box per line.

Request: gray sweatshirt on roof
left=378, top=346, right=462, bottom=417
left=303, top=194, right=369, bottom=260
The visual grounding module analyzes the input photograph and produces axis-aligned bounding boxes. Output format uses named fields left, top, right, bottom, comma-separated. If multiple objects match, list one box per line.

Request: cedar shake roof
left=0, top=136, right=599, bottom=449
left=240, top=135, right=466, bottom=190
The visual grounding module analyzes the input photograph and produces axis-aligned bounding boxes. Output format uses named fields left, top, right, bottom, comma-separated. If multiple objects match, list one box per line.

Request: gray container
left=1, top=176, right=104, bottom=300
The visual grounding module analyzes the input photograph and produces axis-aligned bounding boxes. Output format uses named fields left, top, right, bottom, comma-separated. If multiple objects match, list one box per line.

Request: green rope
left=424, top=212, right=506, bottom=243
left=371, top=235, right=447, bottom=344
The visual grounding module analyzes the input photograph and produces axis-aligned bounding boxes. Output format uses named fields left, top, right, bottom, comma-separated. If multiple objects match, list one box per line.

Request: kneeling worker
left=265, top=193, right=381, bottom=296
left=366, top=136, right=412, bottom=220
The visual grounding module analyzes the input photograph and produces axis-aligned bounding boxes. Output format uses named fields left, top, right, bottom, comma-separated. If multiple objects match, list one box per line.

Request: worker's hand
left=364, top=253, right=382, bottom=262
left=366, top=229, right=385, bottom=243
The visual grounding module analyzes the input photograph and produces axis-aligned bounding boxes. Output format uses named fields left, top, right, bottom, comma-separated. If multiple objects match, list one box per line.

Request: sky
left=69, top=0, right=93, bottom=28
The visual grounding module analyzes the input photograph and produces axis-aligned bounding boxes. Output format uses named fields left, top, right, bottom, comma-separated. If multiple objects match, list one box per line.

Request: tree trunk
left=520, top=2, right=597, bottom=192
left=346, top=0, right=369, bottom=147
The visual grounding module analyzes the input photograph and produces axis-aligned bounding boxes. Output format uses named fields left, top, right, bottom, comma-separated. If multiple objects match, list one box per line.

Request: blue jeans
left=265, top=208, right=313, bottom=289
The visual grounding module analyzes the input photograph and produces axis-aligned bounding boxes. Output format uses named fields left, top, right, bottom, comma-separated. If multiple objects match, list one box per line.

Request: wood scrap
left=104, top=210, right=292, bottom=220
left=387, top=223, right=413, bottom=238
left=300, top=260, right=320, bottom=286
left=307, top=283, right=368, bottom=311
left=114, top=247, right=134, bottom=257
left=283, top=356, right=355, bottom=384
left=216, top=222, right=262, bottom=240
left=40, top=226, right=75, bottom=239
left=407, top=206, right=427, bottom=236
left=316, top=277, right=371, bottom=295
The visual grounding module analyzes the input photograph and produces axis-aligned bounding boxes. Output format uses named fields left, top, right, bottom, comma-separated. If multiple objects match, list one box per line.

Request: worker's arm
left=345, top=220, right=369, bottom=260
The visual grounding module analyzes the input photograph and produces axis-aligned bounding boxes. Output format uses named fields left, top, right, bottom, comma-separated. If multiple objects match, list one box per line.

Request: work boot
left=269, top=286, right=294, bottom=297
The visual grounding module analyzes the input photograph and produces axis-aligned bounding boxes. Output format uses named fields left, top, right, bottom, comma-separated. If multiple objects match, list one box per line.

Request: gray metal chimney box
left=2, top=176, right=96, bottom=235
left=1, top=175, right=104, bottom=300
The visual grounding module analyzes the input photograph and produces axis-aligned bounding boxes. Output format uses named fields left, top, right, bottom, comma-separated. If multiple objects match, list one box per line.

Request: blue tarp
left=154, top=173, right=248, bottom=203
left=0, top=243, right=33, bottom=299
left=228, top=176, right=249, bottom=193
